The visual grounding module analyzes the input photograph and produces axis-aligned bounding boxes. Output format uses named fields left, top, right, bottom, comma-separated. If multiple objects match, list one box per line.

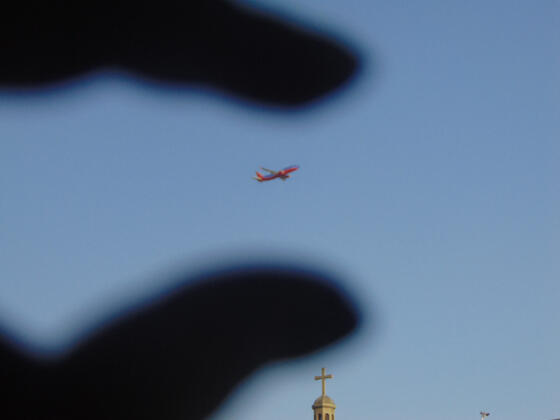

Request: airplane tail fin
left=253, top=172, right=264, bottom=182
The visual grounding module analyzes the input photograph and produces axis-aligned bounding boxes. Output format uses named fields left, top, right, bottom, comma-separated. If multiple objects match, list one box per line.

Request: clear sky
left=1, top=1, right=559, bottom=420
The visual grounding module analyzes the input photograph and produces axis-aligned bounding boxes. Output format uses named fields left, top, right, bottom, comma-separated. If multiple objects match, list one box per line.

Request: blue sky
left=1, top=1, right=559, bottom=419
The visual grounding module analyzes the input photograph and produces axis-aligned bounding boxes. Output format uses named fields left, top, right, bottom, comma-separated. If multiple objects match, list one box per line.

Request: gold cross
left=314, top=367, right=333, bottom=396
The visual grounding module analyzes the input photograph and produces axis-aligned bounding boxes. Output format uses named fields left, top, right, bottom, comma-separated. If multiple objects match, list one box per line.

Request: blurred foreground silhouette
left=2, top=266, right=359, bottom=420
left=1, top=0, right=359, bottom=105
left=1, top=2, right=362, bottom=418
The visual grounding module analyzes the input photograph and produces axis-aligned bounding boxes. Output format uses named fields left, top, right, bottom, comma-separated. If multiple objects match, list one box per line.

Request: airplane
left=253, top=165, right=299, bottom=182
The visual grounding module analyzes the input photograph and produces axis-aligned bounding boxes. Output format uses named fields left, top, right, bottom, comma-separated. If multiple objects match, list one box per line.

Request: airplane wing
left=260, top=167, right=277, bottom=174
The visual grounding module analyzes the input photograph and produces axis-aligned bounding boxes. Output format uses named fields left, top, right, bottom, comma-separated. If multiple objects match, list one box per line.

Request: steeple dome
left=312, top=368, right=336, bottom=420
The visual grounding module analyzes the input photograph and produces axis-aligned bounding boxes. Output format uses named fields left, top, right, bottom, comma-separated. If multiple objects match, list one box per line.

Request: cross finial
left=314, top=367, right=333, bottom=396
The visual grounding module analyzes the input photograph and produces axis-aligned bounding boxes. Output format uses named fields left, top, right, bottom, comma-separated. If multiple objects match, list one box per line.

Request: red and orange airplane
left=253, top=165, right=300, bottom=182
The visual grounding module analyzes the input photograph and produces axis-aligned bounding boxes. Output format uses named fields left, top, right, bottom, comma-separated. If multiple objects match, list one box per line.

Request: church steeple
left=312, top=368, right=336, bottom=420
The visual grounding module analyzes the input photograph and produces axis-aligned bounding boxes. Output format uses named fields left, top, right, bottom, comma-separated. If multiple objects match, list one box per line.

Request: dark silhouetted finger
left=2, top=264, right=360, bottom=420
left=1, top=0, right=360, bottom=105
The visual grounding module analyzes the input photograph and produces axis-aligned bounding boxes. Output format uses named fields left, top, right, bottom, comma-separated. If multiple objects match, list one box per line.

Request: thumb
left=5, top=264, right=360, bottom=420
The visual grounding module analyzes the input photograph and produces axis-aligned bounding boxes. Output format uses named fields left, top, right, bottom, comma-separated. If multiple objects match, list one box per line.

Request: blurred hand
left=2, top=265, right=359, bottom=420
left=1, top=3, right=361, bottom=418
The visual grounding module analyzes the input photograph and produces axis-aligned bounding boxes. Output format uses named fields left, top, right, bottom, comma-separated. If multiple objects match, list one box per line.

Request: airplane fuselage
left=254, top=165, right=299, bottom=182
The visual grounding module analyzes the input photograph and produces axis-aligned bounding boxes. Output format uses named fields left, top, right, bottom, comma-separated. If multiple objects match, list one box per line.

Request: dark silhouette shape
left=1, top=0, right=359, bottom=105
left=2, top=265, right=359, bottom=420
